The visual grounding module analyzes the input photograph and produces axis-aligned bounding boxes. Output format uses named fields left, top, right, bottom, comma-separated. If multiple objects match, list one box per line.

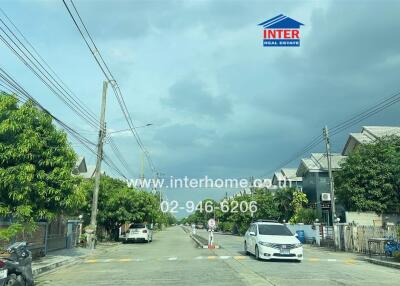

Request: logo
left=258, top=14, right=304, bottom=47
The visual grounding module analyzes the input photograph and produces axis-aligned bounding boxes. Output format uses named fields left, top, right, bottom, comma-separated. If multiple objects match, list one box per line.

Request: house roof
left=296, top=153, right=347, bottom=177
left=342, top=126, right=400, bottom=155
left=79, top=165, right=97, bottom=179
left=272, top=168, right=302, bottom=185
left=72, top=156, right=87, bottom=175
left=258, top=14, right=304, bottom=29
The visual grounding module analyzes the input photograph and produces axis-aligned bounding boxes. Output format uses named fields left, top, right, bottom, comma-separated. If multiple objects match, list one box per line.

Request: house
left=79, top=165, right=97, bottom=179
left=296, top=153, right=347, bottom=225
left=72, top=157, right=100, bottom=179
left=342, top=126, right=400, bottom=155
left=271, top=168, right=302, bottom=190
left=72, top=156, right=87, bottom=175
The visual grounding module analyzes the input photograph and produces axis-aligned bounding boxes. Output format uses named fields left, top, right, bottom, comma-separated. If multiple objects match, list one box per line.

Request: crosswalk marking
left=83, top=256, right=361, bottom=264
left=168, top=257, right=178, bottom=261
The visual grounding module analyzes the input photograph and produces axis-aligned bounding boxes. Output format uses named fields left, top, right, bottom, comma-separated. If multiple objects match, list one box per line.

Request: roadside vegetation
left=0, top=93, right=174, bottom=244
left=335, top=136, right=400, bottom=215
left=180, top=188, right=319, bottom=235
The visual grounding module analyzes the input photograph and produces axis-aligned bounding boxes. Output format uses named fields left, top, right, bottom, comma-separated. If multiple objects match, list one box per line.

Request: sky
left=1, top=0, right=400, bottom=213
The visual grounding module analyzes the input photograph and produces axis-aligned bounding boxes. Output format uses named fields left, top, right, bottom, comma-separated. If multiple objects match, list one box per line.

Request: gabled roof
left=79, top=165, right=97, bottom=179
left=72, top=156, right=87, bottom=175
left=258, top=14, right=304, bottom=29
left=296, top=153, right=347, bottom=177
left=342, top=126, right=400, bottom=155
left=272, top=168, right=302, bottom=185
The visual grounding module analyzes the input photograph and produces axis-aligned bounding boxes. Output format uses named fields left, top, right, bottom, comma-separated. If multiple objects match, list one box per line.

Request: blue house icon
left=258, top=14, right=304, bottom=29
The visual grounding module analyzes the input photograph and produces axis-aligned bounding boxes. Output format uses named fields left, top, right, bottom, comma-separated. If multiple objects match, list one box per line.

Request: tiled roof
left=343, top=126, right=400, bottom=155
left=297, top=153, right=346, bottom=176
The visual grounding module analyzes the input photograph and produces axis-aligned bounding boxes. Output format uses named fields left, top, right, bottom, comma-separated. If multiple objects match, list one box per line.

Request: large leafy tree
left=335, top=136, right=400, bottom=214
left=81, top=175, right=165, bottom=240
left=0, top=93, right=85, bottom=233
left=273, top=187, right=295, bottom=221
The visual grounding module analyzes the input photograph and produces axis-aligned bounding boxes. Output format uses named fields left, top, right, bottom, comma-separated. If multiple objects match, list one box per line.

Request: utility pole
left=87, top=81, right=108, bottom=249
left=323, top=126, right=337, bottom=248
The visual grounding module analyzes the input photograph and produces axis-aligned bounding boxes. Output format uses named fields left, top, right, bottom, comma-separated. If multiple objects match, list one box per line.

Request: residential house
left=296, top=153, right=346, bottom=225
left=342, top=126, right=400, bottom=155
left=271, top=168, right=302, bottom=190
left=72, top=156, right=87, bottom=175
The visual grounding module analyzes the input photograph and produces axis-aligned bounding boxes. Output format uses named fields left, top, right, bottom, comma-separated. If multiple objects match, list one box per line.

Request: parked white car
left=244, top=221, right=303, bottom=261
left=123, top=223, right=153, bottom=243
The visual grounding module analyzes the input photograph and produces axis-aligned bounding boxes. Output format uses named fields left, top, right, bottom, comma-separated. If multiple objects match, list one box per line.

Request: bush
left=393, top=251, right=400, bottom=262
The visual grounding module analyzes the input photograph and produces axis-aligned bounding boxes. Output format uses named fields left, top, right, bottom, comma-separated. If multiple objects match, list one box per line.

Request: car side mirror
left=249, top=231, right=256, bottom=236
left=294, top=233, right=299, bottom=238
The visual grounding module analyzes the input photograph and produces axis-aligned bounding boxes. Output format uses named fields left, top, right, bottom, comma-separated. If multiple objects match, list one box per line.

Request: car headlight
left=294, top=243, right=303, bottom=248
left=258, top=241, right=276, bottom=248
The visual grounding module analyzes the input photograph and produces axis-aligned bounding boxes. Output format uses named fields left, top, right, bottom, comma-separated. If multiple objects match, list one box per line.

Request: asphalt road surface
left=36, top=226, right=400, bottom=286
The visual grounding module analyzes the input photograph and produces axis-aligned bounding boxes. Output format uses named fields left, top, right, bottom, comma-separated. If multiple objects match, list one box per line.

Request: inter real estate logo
left=258, top=14, right=304, bottom=47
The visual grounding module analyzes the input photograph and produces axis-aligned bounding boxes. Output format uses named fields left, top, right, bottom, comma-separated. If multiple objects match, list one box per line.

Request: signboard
left=208, top=218, right=216, bottom=229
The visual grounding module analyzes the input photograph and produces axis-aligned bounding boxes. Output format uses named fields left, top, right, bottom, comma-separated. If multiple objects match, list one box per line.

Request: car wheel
left=244, top=241, right=249, bottom=255
left=255, top=245, right=260, bottom=260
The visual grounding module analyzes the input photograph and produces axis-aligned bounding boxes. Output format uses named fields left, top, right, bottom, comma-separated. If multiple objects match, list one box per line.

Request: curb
left=364, top=257, right=400, bottom=270
left=33, top=243, right=121, bottom=277
left=33, top=256, right=83, bottom=277
left=181, top=226, right=221, bottom=249
left=189, top=234, right=220, bottom=249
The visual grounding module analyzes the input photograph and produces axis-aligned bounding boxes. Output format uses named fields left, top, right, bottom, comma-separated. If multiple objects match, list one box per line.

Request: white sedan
left=244, top=221, right=303, bottom=261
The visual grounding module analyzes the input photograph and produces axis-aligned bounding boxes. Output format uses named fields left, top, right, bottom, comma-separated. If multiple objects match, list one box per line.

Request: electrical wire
left=62, top=0, right=157, bottom=175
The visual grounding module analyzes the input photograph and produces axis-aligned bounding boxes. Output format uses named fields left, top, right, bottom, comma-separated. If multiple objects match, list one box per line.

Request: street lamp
left=108, top=123, right=153, bottom=135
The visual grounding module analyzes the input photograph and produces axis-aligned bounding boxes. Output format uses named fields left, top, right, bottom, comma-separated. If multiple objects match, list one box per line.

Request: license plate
left=0, top=269, right=7, bottom=279
left=280, top=249, right=290, bottom=255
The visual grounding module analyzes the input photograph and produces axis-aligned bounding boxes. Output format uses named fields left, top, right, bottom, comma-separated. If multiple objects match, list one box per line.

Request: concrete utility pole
left=87, top=81, right=108, bottom=249
left=323, top=126, right=336, bottom=247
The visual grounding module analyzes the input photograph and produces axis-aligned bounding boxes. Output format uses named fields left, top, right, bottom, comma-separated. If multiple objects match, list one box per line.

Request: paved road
left=36, top=226, right=244, bottom=286
left=36, top=227, right=400, bottom=286
left=200, top=230, right=400, bottom=286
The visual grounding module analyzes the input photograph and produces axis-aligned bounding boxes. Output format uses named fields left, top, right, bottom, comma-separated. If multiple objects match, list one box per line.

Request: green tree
left=289, top=190, right=308, bottom=223
left=81, top=175, right=165, bottom=240
left=335, top=136, right=400, bottom=214
left=0, top=94, right=86, bottom=240
left=273, top=187, right=295, bottom=221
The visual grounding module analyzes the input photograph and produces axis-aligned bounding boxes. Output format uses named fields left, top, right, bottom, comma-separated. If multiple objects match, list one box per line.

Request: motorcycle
left=0, top=242, right=34, bottom=286
left=384, top=239, right=400, bottom=257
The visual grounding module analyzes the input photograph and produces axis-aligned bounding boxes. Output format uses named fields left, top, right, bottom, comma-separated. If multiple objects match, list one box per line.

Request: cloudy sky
left=1, top=0, right=400, bottom=206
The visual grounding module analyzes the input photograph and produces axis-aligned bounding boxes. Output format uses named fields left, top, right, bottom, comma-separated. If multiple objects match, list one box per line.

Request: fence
left=338, top=224, right=398, bottom=254
left=0, top=218, right=81, bottom=257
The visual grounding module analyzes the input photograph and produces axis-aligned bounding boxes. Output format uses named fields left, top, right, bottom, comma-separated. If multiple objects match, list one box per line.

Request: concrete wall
left=285, top=223, right=317, bottom=243
left=345, top=212, right=400, bottom=226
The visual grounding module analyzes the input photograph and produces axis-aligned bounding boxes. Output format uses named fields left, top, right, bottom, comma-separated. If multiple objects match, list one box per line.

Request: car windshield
left=258, top=225, right=293, bottom=236
left=130, top=223, right=146, bottom=229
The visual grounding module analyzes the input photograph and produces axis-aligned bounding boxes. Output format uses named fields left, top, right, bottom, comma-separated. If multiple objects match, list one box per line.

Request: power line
left=0, top=9, right=101, bottom=131
left=265, top=90, right=400, bottom=175
left=0, top=67, right=128, bottom=178
left=63, top=0, right=157, bottom=175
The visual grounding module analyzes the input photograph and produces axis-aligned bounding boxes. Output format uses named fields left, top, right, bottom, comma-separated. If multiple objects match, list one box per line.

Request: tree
left=80, top=175, right=165, bottom=240
left=0, top=94, right=86, bottom=240
left=273, top=187, right=295, bottom=221
left=335, top=136, right=400, bottom=214
left=289, top=190, right=308, bottom=223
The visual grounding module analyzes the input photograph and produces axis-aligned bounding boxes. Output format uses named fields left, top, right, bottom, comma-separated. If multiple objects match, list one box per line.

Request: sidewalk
left=32, top=243, right=119, bottom=277
left=364, top=256, right=400, bottom=270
